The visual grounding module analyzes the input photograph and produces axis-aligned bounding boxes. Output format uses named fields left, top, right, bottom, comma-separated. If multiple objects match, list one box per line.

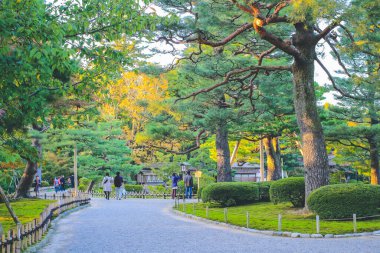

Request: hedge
left=201, top=182, right=259, bottom=207
left=124, top=184, right=143, bottom=192
left=307, top=184, right=380, bottom=219
left=269, top=177, right=305, bottom=207
left=255, top=181, right=272, bottom=202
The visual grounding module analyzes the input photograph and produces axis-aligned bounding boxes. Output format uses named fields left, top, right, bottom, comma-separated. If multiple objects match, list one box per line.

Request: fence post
left=224, top=208, right=228, bottom=223
left=278, top=214, right=282, bottom=232
left=206, top=206, right=209, bottom=218
left=0, top=224, right=2, bottom=252
left=246, top=212, right=250, bottom=228
left=15, top=223, right=21, bottom=253
left=316, top=215, right=320, bottom=234
left=353, top=214, right=357, bottom=233
left=193, top=203, right=195, bottom=215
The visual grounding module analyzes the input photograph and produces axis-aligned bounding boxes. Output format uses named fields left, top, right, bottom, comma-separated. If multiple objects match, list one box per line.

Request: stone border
left=172, top=209, right=380, bottom=239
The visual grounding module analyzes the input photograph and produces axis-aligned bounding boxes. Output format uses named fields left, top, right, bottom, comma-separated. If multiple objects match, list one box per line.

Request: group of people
left=102, top=172, right=124, bottom=200
left=53, top=175, right=72, bottom=193
left=171, top=171, right=193, bottom=199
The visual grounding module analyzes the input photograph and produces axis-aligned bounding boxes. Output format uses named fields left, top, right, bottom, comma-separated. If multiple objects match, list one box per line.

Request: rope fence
left=174, top=202, right=380, bottom=235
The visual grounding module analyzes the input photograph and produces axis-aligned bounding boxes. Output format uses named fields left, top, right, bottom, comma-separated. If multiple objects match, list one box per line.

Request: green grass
left=0, top=198, right=55, bottom=232
left=177, top=202, right=380, bottom=235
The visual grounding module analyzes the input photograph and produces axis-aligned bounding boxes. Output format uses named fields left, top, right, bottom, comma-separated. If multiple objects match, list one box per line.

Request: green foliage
left=201, top=182, right=259, bottom=207
left=78, top=177, right=92, bottom=191
left=254, top=181, right=272, bottom=202
left=307, top=184, right=380, bottom=219
left=41, top=181, right=50, bottom=187
left=270, top=177, right=305, bottom=207
left=147, top=185, right=171, bottom=194
left=124, top=184, right=143, bottom=192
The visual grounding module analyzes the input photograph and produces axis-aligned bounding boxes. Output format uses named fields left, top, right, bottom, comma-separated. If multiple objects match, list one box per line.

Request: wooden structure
left=232, top=162, right=261, bottom=182
left=136, top=168, right=164, bottom=185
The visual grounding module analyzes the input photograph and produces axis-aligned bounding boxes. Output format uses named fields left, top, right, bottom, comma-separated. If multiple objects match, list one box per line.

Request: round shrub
left=201, top=182, right=259, bottom=207
left=41, top=181, right=50, bottom=187
left=270, top=177, right=305, bottom=207
left=307, top=184, right=380, bottom=219
left=124, top=184, right=143, bottom=192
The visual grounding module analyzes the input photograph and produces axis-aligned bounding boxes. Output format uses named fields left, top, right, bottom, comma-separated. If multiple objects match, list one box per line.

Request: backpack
left=114, top=176, right=123, bottom=187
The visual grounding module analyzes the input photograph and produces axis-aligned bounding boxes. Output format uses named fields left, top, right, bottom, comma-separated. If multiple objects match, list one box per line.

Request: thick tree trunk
left=263, top=136, right=282, bottom=181
left=14, top=138, right=41, bottom=198
left=0, top=186, right=20, bottom=224
left=216, top=120, right=232, bottom=182
left=368, top=135, right=379, bottom=185
left=292, top=26, right=329, bottom=204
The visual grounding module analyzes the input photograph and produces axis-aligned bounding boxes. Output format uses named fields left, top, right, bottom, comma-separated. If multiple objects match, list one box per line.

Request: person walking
left=102, top=173, right=112, bottom=200
left=34, top=175, right=41, bottom=197
left=184, top=171, right=193, bottom=199
left=54, top=177, right=60, bottom=193
left=171, top=173, right=181, bottom=199
left=114, top=172, right=124, bottom=200
left=60, top=175, right=66, bottom=192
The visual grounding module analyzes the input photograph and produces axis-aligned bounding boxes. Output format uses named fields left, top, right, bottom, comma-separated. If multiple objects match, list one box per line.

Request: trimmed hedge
left=307, top=184, right=380, bottom=219
left=255, top=181, right=272, bottom=202
left=124, top=184, right=143, bottom=192
left=201, top=182, right=259, bottom=207
left=270, top=177, right=305, bottom=207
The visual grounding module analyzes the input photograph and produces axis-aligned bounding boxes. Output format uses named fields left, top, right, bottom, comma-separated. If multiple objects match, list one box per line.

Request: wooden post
left=74, top=143, right=78, bottom=197
left=206, top=206, right=209, bottom=218
left=278, top=214, right=282, bottom=232
left=6, top=230, right=10, bottom=253
left=353, top=214, right=357, bottom=233
left=15, top=223, right=21, bottom=253
left=224, top=208, right=228, bottom=223
left=246, top=212, right=250, bottom=228
left=316, top=215, right=320, bottom=234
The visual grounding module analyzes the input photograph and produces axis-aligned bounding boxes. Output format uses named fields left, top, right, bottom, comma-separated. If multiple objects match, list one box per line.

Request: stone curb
left=172, top=209, right=380, bottom=239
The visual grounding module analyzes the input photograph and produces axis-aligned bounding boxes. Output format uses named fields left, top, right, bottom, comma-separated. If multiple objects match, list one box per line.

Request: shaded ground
left=37, top=199, right=380, bottom=253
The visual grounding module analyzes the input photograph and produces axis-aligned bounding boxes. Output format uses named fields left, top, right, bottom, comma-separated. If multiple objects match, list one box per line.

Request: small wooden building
left=232, top=162, right=261, bottom=182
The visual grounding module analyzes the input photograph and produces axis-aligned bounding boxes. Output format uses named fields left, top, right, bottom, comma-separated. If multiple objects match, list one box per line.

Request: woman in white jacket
left=102, top=173, right=113, bottom=200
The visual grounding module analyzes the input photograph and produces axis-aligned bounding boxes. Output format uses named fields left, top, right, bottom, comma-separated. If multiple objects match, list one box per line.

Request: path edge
left=24, top=203, right=91, bottom=253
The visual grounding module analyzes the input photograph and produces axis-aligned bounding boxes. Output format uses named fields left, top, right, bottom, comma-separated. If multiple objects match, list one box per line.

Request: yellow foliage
left=323, top=102, right=329, bottom=110
left=347, top=121, right=358, bottom=127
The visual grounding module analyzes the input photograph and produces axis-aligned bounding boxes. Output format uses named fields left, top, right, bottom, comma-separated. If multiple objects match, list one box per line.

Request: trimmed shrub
left=255, top=181, right=272, bottom=202
left=201, top=182, right=259, bottom=207
left=307, top=184, right=380, bottom=219
left=270, top=177, right=305, bottom=207
left=41, top=181, right=50, bottom=187
left=124, top=184, right=143, bottom=192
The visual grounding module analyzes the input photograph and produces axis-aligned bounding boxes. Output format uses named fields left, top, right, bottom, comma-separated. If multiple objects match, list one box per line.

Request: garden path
left=36, top=198, right=379, bottom=253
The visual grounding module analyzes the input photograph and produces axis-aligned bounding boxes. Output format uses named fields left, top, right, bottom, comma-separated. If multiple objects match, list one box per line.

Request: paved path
left=37, top=199, right=380, bottom=253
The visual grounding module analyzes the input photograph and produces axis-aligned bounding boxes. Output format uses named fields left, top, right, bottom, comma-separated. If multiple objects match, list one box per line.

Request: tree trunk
left=263, top=136, right=282, bottom=181
left=292, top=26, right=329, bottom=204
left=14, top=138, right=41, bottom=198
left=0, top=186, right=20, bottom=224
left=216, top=119, right=232, bottom=182
left=368, top=135, right=379, bottom=185
left=230, top=140, right=240, bottom=166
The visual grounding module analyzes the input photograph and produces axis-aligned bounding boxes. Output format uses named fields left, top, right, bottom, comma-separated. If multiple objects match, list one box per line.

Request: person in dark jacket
left=184, top=171, right=193, bottom=199
left=171, top=173, right=181, bottom=199
left=114, top=172, right=124, bottom=200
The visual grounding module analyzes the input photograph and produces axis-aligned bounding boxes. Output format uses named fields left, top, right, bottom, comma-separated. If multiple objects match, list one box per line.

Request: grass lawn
left=177, top=202, right=380, bottom=235
left=0, top=198, right=55, bottom=232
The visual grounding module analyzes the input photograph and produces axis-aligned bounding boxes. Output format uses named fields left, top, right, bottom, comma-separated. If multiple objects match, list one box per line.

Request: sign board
left=181, top=165, right=187, bottom=172
left=194, top=171, right=202, bottom=178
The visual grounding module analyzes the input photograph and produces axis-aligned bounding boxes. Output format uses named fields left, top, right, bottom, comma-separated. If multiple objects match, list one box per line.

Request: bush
left=41, top=181, right=50, bottom=187
left=201, top=182, right=259, bottom=207
left=307, top=184, right=380, bottom=219
left=255, top=181, right=272, bottom=202
left=78, top=177, right=92, bottom=191
left=124, top=184, right=143, bottom=192
left=270, top=177, right=305, bottom=207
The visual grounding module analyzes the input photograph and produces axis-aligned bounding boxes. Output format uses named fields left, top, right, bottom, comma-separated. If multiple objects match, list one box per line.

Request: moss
left=177, top=201, right=380, bottom=235
left=0, top=198, right=55, bottom=232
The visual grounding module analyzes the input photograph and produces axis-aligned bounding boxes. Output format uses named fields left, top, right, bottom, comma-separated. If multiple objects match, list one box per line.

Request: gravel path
left=37, top=198, right=380, bottom=253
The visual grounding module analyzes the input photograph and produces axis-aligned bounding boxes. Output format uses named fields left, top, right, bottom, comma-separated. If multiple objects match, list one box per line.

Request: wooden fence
left=0, top=195, right=90, bottom=253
